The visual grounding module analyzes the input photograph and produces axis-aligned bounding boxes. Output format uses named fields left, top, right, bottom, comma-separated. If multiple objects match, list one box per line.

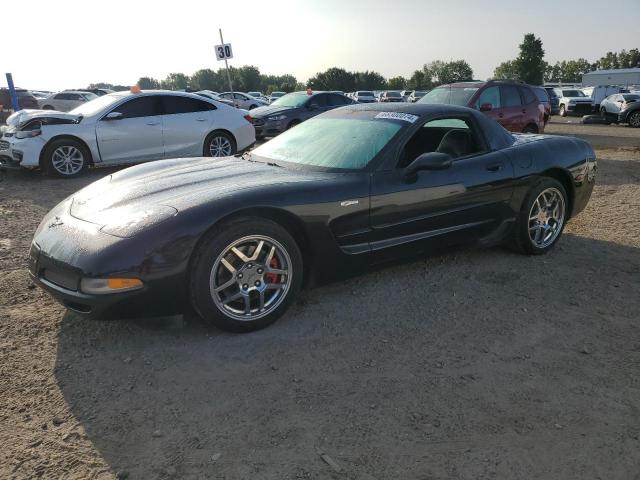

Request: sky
left=4, top=0, right=640, bottom=91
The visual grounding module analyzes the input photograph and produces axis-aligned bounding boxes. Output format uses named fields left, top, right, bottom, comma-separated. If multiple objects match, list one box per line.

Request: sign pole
left=219, top=29, right=235, bottom=106
left=6, top=73, right=19, bottom=111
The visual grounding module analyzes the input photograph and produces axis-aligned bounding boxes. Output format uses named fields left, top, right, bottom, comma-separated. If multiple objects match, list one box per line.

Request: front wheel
left=510, top=178, right=568, bottom=255
left=42, top=138, right=89, bottom=178
left=190, top=217, right=303, bottom=332
left=204, top=131, right=236, bottom=157
left=559, top=104, right=566, bottom=117
left=628, top=111, right=640, bottom=128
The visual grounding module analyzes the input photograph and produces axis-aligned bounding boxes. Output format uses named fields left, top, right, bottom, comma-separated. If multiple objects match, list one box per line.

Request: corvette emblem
left=48, top=216, right=64, bottom=228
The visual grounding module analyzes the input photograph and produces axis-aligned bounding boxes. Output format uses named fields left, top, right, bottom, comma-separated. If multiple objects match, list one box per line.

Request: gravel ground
left=1, top=127, right=639, bottom=479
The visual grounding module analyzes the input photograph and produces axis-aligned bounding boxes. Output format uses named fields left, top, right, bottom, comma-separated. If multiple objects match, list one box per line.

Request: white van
left=582, top=85, right=628, bottom=111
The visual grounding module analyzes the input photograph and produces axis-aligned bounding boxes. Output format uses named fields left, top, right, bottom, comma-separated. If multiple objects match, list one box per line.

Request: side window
left=233, top=93, right=246, bottom=100
left=308, top=94, right=328, bottom=108
left=110, top=96, right=161, bottom=119
left=327, top=94, right=348, bottom=106
left=475, top=86, right=500, bottom=109
left=162, top=96, right=215, bottom=114
left=68, top=93, right=81, bottom=101
left=55, top=93, right=68, bottom=100
left=501, top=86, right=522, bottom=107
left=519, top=87, right=537, bottom=105
left=219, top=93, right=232, bottom=99
left=399, top=116, right=481, bottom=167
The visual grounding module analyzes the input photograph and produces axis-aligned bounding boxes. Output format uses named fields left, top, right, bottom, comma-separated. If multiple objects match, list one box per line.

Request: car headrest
left=436, top=129, right=474, bottom=159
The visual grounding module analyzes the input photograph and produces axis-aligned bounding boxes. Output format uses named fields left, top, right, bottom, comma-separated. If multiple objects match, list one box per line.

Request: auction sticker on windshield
left=374, top=112, right=419, bottom=123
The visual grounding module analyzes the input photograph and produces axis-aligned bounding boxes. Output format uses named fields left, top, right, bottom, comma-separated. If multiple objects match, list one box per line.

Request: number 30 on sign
left=215, top=44, right=233, bottom=60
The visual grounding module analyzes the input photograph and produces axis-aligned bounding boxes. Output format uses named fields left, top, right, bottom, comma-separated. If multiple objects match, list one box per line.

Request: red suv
left=419, top=80, right=545, bottom=133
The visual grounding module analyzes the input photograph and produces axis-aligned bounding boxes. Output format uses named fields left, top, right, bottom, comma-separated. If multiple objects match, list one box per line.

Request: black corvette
left=30, top=103, right=596, bottom=332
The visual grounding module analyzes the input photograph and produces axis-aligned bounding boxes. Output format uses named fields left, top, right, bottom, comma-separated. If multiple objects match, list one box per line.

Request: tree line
left=89, top=60, right=475, bottom=94
left=88, top=38, right=638, bottom=94
left=494, top=35, right=639, bottom=84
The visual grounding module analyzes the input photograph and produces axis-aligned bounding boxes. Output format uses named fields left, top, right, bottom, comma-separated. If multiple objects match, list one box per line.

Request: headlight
left=15, top=128, right=41, bottom=139
left=568, top=100, right=576, bottom=104
left=267, top=115, right=286, bottom=121
left=80, top=277, right=143, bottom=294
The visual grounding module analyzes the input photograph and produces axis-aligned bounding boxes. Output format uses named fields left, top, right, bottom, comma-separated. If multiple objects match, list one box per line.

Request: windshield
left=358, top=91, right=374, bottom=96
left=248, top=92, right=261, bottom=97
left=70, top=93, right=127, bottom=116
left=419, top=86, right=478, bottom=106
left=386, top=91, right=401, bottom=98
left=622, top=94, right=639, bottom=101
left=562, top=90, right=585, bottom=97
left=252, top=112, right=404, bottom=170
left=271, top=92, right=285, bottom=97
left=270, top=92, right=310, bottom=108
left=414, top=91, right=428, bottom=96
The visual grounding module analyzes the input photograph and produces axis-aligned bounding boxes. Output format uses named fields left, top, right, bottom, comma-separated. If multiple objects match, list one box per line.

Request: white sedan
left=218, top=92, right=268, bottom=110
left=39, top=90, right=98, bottom=111
left=1, top=90, right=255, bottom=177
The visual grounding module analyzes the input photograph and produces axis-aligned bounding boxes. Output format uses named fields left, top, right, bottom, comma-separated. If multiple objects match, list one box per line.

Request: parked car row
left=344, top=90, right=430, bottom=103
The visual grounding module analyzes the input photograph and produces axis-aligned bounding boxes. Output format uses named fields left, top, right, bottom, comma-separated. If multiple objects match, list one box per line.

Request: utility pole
left=219, top=29, right=235, bottom=106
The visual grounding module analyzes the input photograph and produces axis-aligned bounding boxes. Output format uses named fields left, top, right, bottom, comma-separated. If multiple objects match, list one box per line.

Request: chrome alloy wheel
left=528, top=187, right=565, bottom=248
left=209, top=135, right=232, bottom=157
left=210, top=235, right=292, bottom=321
left=52, top=146, right=84, bottom=175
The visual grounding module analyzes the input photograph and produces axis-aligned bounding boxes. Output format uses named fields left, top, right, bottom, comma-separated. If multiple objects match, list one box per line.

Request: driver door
left=95, top=96, right=164, bottom=164
left=369, top=115, right=514, bottom=257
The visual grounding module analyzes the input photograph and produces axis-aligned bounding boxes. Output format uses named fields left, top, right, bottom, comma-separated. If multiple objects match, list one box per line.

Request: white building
left=582, top=68, right=640, bottom=87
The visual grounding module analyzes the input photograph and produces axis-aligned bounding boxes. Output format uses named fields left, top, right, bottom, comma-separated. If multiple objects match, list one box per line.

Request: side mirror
left=405, top=152, right=452, bottom=176
left=104, top=111, right=123, bottom=120
left=479, top=103, right=493, bottom=112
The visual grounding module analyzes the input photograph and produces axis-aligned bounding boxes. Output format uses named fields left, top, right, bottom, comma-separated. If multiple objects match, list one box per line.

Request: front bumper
left=251, top=117, right=287, bottom=138
left=2, top=135, right=45, bottom=167
left=29, top=203, right=188, bottom=319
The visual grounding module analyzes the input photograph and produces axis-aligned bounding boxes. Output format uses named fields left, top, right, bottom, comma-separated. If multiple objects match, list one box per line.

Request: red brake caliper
left=264, top=257, right=280, bottom=284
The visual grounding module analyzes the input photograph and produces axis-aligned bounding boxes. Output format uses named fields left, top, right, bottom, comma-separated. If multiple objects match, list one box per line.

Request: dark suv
left=248, top=91, right=353, bottom=139
left=0, top=88, right=39, bottom=110
left=419, top=80, right=545, bottom=133
left=544, top=87, right=560, bottom=115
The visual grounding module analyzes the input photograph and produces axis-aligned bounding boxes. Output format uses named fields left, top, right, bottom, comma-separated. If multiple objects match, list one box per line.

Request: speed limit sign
left=215, top=43, right=233, bottom=60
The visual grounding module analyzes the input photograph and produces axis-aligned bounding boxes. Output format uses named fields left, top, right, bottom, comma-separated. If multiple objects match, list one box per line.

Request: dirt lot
left=1, top=124, right=639, bottom=479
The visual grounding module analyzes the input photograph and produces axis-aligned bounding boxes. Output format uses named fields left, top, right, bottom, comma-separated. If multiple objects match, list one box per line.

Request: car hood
left=249, top=105, right=296, bottom=118
left=68, top=157, right=328, bottom=235
left=6, top=109, right=81, bottom=128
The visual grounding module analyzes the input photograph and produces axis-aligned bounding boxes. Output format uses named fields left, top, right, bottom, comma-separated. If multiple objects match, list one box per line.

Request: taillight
left=244, top=114, right=252, bottom=123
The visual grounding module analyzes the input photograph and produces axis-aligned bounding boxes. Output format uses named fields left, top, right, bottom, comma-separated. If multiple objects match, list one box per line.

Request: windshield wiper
left=242, top=151, right=282, bottom=168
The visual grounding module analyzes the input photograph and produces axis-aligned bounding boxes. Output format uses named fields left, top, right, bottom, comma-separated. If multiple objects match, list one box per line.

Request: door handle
left=146, top=121, right=160, bottom=126
left=196, top=118, right=206, bottom=122
left=486, top=163, right=503, bottom=172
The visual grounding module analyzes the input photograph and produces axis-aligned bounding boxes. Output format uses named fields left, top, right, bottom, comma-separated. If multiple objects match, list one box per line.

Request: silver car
left=218, top=92, right=268, bottom=110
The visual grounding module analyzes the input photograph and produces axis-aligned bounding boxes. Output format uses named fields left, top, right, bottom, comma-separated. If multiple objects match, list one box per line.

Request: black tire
left=190, top=217, right=304, bottom=333
left=203, top=131, right=236, bottom=157
left=249, top=104, right=257, bottom=110
left=600, top=107, right=607, bottom=119
left=509, top=177, right=568, bottom=255
left=42, top=138, right=89, bottom=178
left=628, top=111, right=640, bottom=128
left=522, top=124, right=538, bottom=133
left=559, top=104, right=566, bottom=117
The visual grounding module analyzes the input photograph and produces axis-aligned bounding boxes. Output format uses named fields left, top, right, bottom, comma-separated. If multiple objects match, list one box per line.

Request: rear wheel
left=510, top=178, right=568, bottom=255
left=523, top=124, right=538, bottom=133
left=42, top=138, right=89, bottom=178
left=628, top=111, right=640, bottom=128
left=190, top=217, right=303, bottom=332
left=204, top=131, right=236, bottom=157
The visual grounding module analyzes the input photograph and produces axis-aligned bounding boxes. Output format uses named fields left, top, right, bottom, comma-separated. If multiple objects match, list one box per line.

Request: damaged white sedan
left=0, top=90, right=255, bottom=177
